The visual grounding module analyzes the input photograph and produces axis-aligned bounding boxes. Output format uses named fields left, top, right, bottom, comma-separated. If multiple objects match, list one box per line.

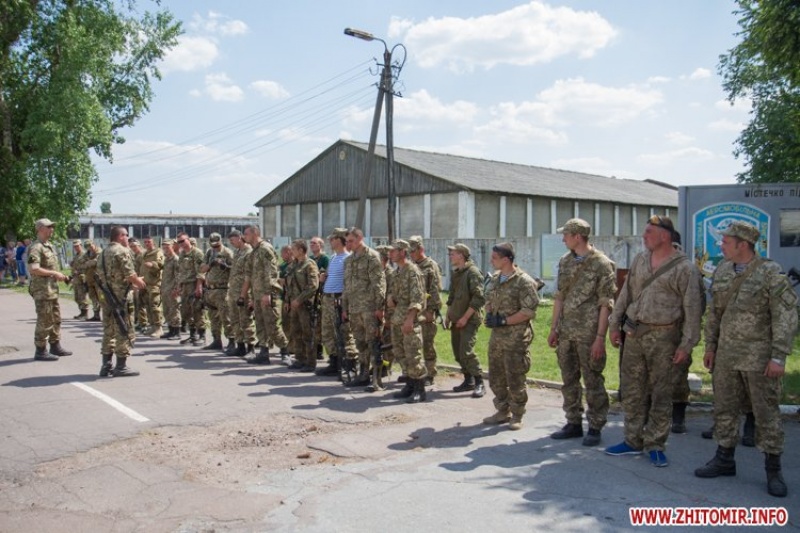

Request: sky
left=90, top=0, right=749, bottom=216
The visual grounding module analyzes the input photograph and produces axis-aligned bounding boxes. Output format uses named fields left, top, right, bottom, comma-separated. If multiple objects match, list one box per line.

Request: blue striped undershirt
left=324, top=251, right=349, bottom=293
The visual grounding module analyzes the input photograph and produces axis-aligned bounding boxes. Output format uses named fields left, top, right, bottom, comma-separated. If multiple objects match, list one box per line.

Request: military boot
left=765, top=453, right=787, bottom=497
left=246, top=346, right=271, bottom=365
left=203, top=336, right=223, bottom=350
left=112, top=357, right=140, bottom=377
left=316, top=356, right=340, bottom=376
left=393, top=380, right=414, bottom=399
left=316, top=344, right=324, bottom=360
left=162, top=326, right=180, bottom=340
left=34, top=346, right=58, bottom=361
left=148, top=326, right=163, bottom=338
left=406, top=378, right=427, bottom=403
left=224, top=338, right=236, bottom=355
left=279, top=347, right=290, bottom=364
left=397, top=374, right=409, bottom=383
left=350, top=364, right=371, bottom=387
left=99, top=354, right=114, bottom=377
left=179, top=327, right=196, bottom=345
left=742, top=412, right=755, bottom=447
left=695, top=446, right=736, bottom=478
left=180, top=321, right=187, bottom=333
left=49, top=342, right=73, bottom=357
left=550, top=423, right=583, bottom=440
left=483, top=410, right=511, bottom=425
left=671, top=402, right=688, bottom=434
left=472, top=375, right=486, bottom=398
left=193, top=328, right=206, bottom=347
left=89, top=310, right=101, bottom=322
left=452, top=374, right=475, bottom=392
left=701, top=424, right=714, bottom=439
left=73, top=309, right=88, bottom=320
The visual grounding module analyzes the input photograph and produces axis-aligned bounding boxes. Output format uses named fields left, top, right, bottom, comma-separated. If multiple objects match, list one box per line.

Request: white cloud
left=161, top=35, right=219, bottom=73
left=203, top=73, right=244, bottom=102
left=190, top=11, right=249, bottom=36
left=646, top=76, right=671, bottom=84
left=714, top=97, right=751, bottom=112
left=388, top=1, right=616, bottom=72
left=708, top=119, right=744, bottom=132
left=250, top=80, right=290, bottom=99
left=395, top=90, right=479, bottom=124
left=638, top=147, right=714, bottom=165
left=686, top=67, right=712, bottom=80
left=475, top=108, right=568, bottom=145
left=665, top=131, right=694, bottom=145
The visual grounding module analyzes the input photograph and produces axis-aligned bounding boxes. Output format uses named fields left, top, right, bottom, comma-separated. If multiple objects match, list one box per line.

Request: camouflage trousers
left=320, top=294, right=357, bottom=359
left=33, top=298, right=61, bottom=347
left=162, top=286, right=181, bottom=327
left=87, top=283, right=101, bottom=312
left=135, top=289, right=148, bottom=327
left=451, top=321, right=482, bottom=378
left=73, top=280, right=89, bottom=311
left=556, top=337, right=608, bottom=430
left=143, top=286, right=162, bottom=331
left=101, top=295, right=135, bottom=356
left=179, top=283, right=205, bottom=330
left=712, top=366, right=783, bottom=454
left=289, top=304, right=313, bottom=367
left=227, top=289, right=255, bottom=344
left=619, top=327, right=680, bottom=452
left=204, top=287, right=231, bottom=338
left=391, top=321, right=426, bottom=379
left=253, top=296, right=288, bottom=349
left=349, top=310, right=380, bottom=367
left=488, top=324, right=532, bottom=417
left=421, top=319, right=438, bottom=377
left=671, top=352, right=693, bottom=403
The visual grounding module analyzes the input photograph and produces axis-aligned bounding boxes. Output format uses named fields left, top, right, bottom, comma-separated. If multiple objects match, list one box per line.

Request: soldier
left=342, top=227, right=386, bottom=386
left=226, top=230, right=256, bottom=357
left=129, top=238, right=148, bottom=333
left=695, top=221, right=797, bottom=498
left=310, top=236, right=329, bottom=360
left=173, top=232, right=205, bottom=346
left=547, top=218, right=616, bottom=446
left=140, top=236, right=164, bottom=337
left=445, top=243, right=486, bottom=398
left=285, top=239, right=320, bottom=371
left=83, top=240, right=102, bottom=321
left=159, top=239, right=182, bottom=339
left=96, top=226, right=146, bottom=376
left=28, top=218, right=73, bottom=361
left=606, top=215, right=703, bottom=467
left=199, top=232, right=234, bottom=351
left=240, top=225, right=289, bottom=364
left=481, top=243, right=540, bottom=430
left=408, top=236, right=442, bottom=386
left=69, top=240, right=91, bottom=320
left=387, top=240, right=428, bottom=403
left=376, top=245, right=396, bottom=375
left=278, top=245, right=295, bottom=364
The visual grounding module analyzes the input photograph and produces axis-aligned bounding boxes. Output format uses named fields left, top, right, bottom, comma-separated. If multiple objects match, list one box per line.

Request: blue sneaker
left=604, top=441, right=643, bottom=456
left=649, top=450, right=669, bottom=467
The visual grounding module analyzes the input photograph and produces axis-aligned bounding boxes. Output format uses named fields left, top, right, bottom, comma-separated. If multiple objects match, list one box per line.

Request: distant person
left=16, top=239, right=28, bottom=285
left=6, top=240, right=18, bottom=282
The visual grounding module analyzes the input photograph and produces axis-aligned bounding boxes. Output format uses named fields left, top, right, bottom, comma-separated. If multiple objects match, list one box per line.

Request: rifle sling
left=626, top=253, right=686, bottom=315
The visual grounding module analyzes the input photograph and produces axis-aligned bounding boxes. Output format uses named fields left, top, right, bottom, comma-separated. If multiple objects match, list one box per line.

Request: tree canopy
left=719, top=0, right=800, bottom=183
left=0, top=0, right=181, bottom=239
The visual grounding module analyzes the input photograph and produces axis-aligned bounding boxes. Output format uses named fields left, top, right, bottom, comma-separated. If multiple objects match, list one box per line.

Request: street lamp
left=344, top=27, right=406, bottom=242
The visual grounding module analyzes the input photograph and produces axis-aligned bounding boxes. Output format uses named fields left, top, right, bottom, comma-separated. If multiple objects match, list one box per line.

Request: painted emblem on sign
left=692, top=202, right=769, bottom=278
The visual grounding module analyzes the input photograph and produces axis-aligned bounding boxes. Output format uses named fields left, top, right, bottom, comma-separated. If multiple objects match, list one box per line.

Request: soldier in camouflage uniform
left=227, top=230, right=256, bottom=357
left=28, top=218, right=73, bottom=361
left=140, top=236, right=164, bottom=337
left=445, top=243, right=486, bottom=398
left=387, top=240, right=428, bottom=403
left=695, top=221, right=798, bottom=498
left=342, top=227, right=386, bottom=386
left=408, top=236, right=442, bottom=385
left=278, top=245, right=295, bottom=364
left=547, top=219, right=616, bottom=446
left=159, top=239, right=182, bottom=339
left=129, top=238, right=148, bottom=333
left=376, top=245, right=396, bottom=372
left=97, top=226, right=146, bottom=376
left=69, top=240, right=91, bottom=320
left=240, top=225, right=289, bottom=364
left=310, top=236, right=329, bottom=360
left=173, top=232, right=205, bottom=346
left=606, top=216, right=702, bottom=468
left=199, top=232, right=233, bottom=352
left=285, top=239, right=320, bottom=371
left=482, top=243, right=540, bottom=430
left=83, top=240, right=102, bottom=321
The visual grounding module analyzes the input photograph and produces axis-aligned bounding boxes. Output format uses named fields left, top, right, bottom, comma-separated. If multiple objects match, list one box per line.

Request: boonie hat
left=35, top=218, right=55, bottom=229
left=447, top=243, right=471, bottom=258
left=722, top=220, right=760, bottom=245
left=557, top=218, right=591, bottom=237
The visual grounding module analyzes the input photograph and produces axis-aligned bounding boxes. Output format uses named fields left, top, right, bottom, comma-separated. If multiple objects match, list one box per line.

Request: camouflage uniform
left=414, top=254, right=442, bottom=378
left=83, top=243, right=101, bottom=317
left=343, top=245, right=385, bottom=369
left=133, top=249, right=148, bottom=328
left=140, top=247, right=164, bottom=332
left=381, top=259, right=397, bottom=367
left=177, top=245, right=205, bottom=332
left=446, top=259, right=485, bottom=378
left=161, top=249, right=181, bottom=329
left=279, top=259, right=294, bottom=351
left=553, top=247, right=616, bottom=431
left=391, top=261, right=427, bottom=380
left=97, top=242, right=137, bottom=358
left=69, top=246, right=90, bottom=313
left=485, top=266, right=540, bottom=419
left=201, top=244, right=234, bottom=340
left=706, top=259, right=798, bottom=454
left=28, top=239, right=63, bottom=347
left=609, top=250, right=703, bottom=452
left=286, top=257, right=320, bottom=368
left=228, top=242, right=255, bottom=346
left=246, top=240, right=288, bottom=350
left=311, top=252, right=329, bottom=354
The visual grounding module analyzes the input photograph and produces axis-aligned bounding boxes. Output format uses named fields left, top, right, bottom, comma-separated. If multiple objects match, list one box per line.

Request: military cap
left=229, top=229, right=242, bottom=238
left=209, top=232, right=222, bottom=244
left=722, top=220, right=759, bottom=245
left=391, top=239, right=410, bottom=250
left=162, top=239, right=175, bottom=246
left=128, top=237, right=139, bottom=244
left=407, top=235, right=424, bottom=250
left=83, top=239, right=94, bottom=247
left=557, top=218, right=591, bottom=237
left=72, top=239, right=82, bottom=246
left=375, top=244, right=392, bottom=258
left=447, top=243, right=471, bottom=258
left=492, top=242, right=515, bottom=260
left=35, top=218, right=55, bottom=229
left=327, top=227, right=348, bottom=240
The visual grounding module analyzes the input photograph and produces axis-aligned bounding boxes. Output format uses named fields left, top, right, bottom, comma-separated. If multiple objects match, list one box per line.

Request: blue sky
left=90, top=0, right=748, bottom=215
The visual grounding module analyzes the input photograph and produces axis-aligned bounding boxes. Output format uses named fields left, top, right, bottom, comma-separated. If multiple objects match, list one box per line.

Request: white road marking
left=71, top=382, right=150, bottom=423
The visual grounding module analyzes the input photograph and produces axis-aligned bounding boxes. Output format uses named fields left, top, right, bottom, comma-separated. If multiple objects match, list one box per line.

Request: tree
left=0, top=0, right=181, bottom=238
left=719, top=0, right=800, bottom=183
left=100, top=201, right=111, bottom=214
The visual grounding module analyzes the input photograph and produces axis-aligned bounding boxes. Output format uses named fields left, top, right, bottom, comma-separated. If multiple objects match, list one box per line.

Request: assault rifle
left=788, top=267, right=800, bottom=287
left=307, top=290, right=321, bottom=361
left=93, top=272, right=129, bottom=336
left=368, top=317, right=385, bottom=392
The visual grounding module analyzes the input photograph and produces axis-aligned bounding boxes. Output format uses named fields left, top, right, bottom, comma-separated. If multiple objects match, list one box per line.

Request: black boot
left=49, top=342, right=73, bottom=357
left=741, top=412, right=755, bottom=447
left=99, top=354, right=113, bottom=377
left=234, top=342, right=247, bottom=357
left=765, top=453, right=787, bottom=497
left=280, top=347, right=290, bottom=364
left=34, top=346, right=58, bottom=361
left=671, top=402, right=688, bottom=434
left=316, top=344, right=324, bottom=360
left=162, top=326, right=180, bottom=340
left=316, top=356, right=340, bottom=376
left=193, top=328, right=206, bottom=347
left=550, top=423, right=584, bottom=440
left=246, top=346, right=271, bottom=365
left=180, top=321, right=187, bottom=333
left=695, top=446, right=736, bottom=478
left=452, top=374, right=475, bottom=392
left=701, top=424, right=714, bottom=439
left=349, top=364, right=371, bottom=387
left=203, top=336, right=223, bottom=350
left=224, top=338, right=236, bottom=355
left=393, top=380, right=414, bottom=399
left=407, top=378, right=427, bottom=403
left=472, top=375, right=486, bottom=398
left=397, top=374, right=409, bottom=383
left=112, top=357, right=139, bottom=377
left=74, top=309, right=88, bottom=320
left=180, top=327, right=196, bottom=345
left=89, top=310, right=101, bottom=322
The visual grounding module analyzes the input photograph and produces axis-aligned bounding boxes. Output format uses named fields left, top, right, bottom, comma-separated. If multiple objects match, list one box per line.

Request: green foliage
left=719, top=0, right=800, bottom=183
left=0, top=0, right=181, bottom=239
left=100, top=201, right=111, bottom=213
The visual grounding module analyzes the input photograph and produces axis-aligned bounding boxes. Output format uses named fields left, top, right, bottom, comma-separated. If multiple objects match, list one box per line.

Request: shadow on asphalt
left=388, top=422, right=507, bottom=451
left=2, top=373, right=100, bottom=388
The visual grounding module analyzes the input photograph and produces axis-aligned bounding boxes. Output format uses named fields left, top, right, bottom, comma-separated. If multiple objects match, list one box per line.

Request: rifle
left=368, top=317, right=385, bottom=392
left=307, top=290, right=321, bottom=361
left=93, top=272, right=129, bottom=336
left=435, top=309, right=449, bottom=330
left=788, top=267, right=800, bottom=287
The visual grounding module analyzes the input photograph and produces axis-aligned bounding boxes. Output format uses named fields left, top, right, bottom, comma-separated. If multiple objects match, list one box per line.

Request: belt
left=324, top=292, right=342, bottom=298
left=207, top=285, right=228, bottom=290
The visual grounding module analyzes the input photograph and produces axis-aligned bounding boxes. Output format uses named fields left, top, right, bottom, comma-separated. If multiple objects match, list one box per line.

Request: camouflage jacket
left=415, top=255, right=443, bottom=312
left=229, top=243, right=252, bottom=294
left=384, top=264, right=397, bottom=318
left=133, top=251, right=144, bottom=276
left=98, top=242, right=136, bottom=301
left=201, top=245, right=233, bottom=288
left=84, top=249, right=98, bottom=288
left=246, top=239, right=280, bottom=296
left=554, top=247, right=617, bottom=341
left=343, top=245, right=385, bottom=314
left=286, top=257, right=319, bottom=303
left=162, top=254, right=179, bottom=293
left=446, top=260, right=485, bottom=325
left=177, top=247, right=204, bottom=285
left=485, top=266, right=540, bottom=331
left=70, top=251, right=89, bottom=283
left=140, top=248, right=164, bottom=287
left=391, top=262, right=425, bottom=326
left=610, top=250, right=702, bottom=353
left=706, top=258, right=798, bottom=370
left=27, top=239, right=60, bottom=301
